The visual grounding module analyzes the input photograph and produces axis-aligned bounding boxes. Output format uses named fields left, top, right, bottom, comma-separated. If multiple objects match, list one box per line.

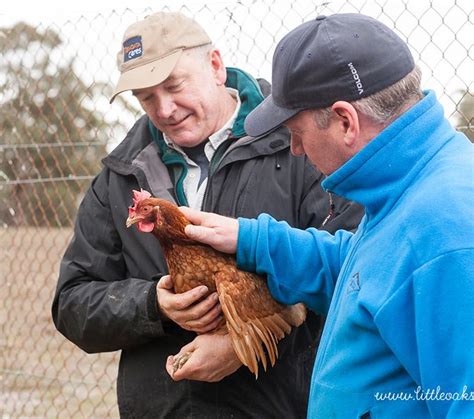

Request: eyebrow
left=132, top=73, right=185, bottom=96
left=132, top=90, right=148, bottom=97
left=285, top=125, right=304, bottom=135
left=163, top=74, right=181, bottom=83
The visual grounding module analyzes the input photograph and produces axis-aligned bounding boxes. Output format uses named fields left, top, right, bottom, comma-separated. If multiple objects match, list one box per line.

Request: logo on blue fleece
left=347, top=272, right=360, bottom=293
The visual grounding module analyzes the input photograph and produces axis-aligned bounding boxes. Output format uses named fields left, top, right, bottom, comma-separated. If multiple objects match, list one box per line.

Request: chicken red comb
left=129, top=189, right=152, bottom=217
left=132, top=189, right=151, bottom=206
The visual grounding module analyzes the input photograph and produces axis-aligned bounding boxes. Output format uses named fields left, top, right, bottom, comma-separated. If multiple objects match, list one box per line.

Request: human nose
left=154, top=94, right=176, bottom=119
left=290, top=134, right=304, bottom=156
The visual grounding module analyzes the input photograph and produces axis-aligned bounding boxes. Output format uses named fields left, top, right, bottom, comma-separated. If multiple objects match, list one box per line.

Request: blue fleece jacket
left=237, top=91, right=474, bottom=418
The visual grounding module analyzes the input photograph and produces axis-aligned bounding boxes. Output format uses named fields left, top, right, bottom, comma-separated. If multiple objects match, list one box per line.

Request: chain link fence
left=1, top=0, right=472, bottom=417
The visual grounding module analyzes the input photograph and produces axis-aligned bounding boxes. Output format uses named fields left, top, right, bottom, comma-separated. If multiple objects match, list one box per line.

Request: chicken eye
left=143, top=206, right=150, bottom=212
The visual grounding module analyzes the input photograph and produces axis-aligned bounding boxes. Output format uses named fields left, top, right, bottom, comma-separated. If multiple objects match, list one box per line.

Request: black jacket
left=52, top=70, right=364, bottom=418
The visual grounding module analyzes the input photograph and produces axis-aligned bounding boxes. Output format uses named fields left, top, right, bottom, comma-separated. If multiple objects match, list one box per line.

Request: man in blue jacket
left=182, top=13, right=474, bottom=418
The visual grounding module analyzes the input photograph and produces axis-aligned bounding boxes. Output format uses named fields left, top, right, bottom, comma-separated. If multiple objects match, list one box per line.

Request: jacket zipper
left=202, top=137, right=243, bottom=209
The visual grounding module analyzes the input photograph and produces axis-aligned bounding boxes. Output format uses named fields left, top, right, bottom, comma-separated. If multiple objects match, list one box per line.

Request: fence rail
left=1, top=0, right=472, bottom=417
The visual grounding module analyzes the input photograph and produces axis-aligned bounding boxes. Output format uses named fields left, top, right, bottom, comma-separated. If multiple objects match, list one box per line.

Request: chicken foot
left=172, top=351, right=193, bottom=374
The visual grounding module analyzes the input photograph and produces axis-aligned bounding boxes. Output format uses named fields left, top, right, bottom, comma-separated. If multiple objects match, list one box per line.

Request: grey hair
left=313, top=66, right=423, bottom=129
left=185, top=43, right=214, bottom=60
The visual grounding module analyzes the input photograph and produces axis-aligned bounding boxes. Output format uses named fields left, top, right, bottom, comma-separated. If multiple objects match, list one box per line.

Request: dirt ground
left=0, top=228, right=119, bottom=418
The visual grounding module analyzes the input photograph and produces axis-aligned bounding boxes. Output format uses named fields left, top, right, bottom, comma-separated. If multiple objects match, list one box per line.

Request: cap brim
left=244, top=95, right=303, bottom=137
left=110, top=49, right=183, bottom=103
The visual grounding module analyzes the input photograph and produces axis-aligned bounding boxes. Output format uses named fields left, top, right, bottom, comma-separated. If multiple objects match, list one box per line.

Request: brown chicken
left=126, top=189, right=306, bottom=378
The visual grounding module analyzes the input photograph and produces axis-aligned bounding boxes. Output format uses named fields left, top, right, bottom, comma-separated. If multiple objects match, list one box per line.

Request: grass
left=0, top=227, right=119, bottom=418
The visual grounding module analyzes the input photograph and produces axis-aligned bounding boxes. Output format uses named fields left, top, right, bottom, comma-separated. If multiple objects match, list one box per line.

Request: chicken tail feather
left=215, top=272, right=307, bottom=379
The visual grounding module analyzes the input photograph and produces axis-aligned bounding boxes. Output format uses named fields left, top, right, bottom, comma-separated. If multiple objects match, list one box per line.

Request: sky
left=1, top=0, right=153, bottom=21
left=1, top=0, right=472, bottom=149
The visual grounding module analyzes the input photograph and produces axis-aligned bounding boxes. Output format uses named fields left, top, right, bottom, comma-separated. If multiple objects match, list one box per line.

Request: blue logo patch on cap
left=123, top=36, right=143, bottom=62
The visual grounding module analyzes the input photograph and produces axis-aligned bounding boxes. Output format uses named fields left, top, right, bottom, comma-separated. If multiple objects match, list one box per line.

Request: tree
left=0, top=22, right=130, bottom=227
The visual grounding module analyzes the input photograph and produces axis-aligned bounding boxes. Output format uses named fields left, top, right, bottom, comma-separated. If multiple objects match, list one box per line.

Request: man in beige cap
left=52, top=11, right=363, bottom=417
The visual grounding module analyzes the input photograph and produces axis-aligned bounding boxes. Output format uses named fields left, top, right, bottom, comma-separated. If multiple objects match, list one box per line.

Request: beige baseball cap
left=110, top=12, right=212, bottom=103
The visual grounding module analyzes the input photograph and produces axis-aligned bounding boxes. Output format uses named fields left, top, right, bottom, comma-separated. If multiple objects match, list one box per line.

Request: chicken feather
left=126, top=189, right=306, bottom=378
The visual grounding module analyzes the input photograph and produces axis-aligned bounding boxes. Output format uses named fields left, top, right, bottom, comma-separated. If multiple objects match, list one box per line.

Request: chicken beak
left=126, top=215, right=139, bottom=228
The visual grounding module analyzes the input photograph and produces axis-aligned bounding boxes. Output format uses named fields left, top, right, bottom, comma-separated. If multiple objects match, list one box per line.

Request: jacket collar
left=225, top=67, right=265, bottom=137
left=322, top=90, right=454, bottom=220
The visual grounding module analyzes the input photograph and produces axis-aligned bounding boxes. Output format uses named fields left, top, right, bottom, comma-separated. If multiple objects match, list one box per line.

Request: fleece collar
left=225, top=67, right=265, bottom=137
left=322, top=90, right=455, bottom=220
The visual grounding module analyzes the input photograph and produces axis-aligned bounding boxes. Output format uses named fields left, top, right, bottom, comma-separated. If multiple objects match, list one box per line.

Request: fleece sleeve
left=237, top=213, right=354, bottom=315
left=375, top=249, right=474, bottom=418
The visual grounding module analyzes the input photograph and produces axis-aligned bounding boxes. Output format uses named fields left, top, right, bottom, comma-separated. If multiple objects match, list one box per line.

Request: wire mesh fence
left=0, top=0, right=472, bottom=417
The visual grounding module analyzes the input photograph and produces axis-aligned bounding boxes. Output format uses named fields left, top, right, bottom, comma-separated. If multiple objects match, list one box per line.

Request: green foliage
left=0, top=23, right=120, bottom=227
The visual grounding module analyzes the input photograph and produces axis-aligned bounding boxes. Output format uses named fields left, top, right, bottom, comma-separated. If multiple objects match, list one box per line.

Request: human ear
left=331, top=101, right=360, bottom=147
left=209, top=49, right=227, bottom=86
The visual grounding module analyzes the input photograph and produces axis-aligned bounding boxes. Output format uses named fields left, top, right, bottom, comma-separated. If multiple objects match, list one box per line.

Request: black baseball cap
left=244, top=13, right=415, bottom=137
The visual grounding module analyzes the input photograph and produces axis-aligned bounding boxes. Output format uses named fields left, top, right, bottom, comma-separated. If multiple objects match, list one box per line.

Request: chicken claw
left=172, top=351, right=192, bottom=374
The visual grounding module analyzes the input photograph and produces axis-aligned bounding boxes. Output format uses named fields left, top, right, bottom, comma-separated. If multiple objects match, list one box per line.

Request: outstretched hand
left=179, top=207, right=239, bottom=254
